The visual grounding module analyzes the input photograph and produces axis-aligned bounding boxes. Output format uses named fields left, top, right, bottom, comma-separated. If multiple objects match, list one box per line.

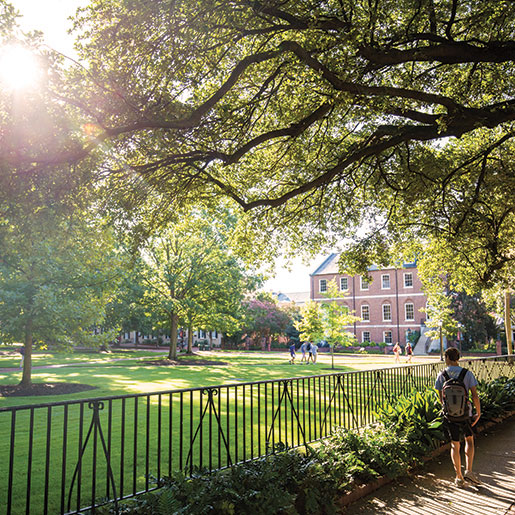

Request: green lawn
left=0, top=348, right=429, bottom=408
left=0, top=349, right=441, bottom=514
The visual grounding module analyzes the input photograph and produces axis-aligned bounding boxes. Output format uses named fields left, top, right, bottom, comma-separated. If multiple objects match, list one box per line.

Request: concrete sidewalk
left=345, top=416, right=515, bottom=514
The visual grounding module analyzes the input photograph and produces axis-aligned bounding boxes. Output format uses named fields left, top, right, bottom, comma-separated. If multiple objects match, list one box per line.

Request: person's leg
left=464, top=435, right=474, bottom=471
left=463, top=428, right=481, bottom=484
left=450, top=440, right=463, bottom=479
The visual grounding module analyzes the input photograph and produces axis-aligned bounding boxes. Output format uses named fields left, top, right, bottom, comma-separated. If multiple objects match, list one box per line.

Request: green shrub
left=101, top=379, right=515, bottom=514
left=477, top=376, right=515, bottom=421
left=109, top=446, right=338, bottom=515
left=317, top=426, right=412, bottom=490
left=373, top=388, right=444, bottom=456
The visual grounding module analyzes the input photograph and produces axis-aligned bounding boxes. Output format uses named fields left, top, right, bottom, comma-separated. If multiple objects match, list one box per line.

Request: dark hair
left=445, top=347, right=460, bottom=362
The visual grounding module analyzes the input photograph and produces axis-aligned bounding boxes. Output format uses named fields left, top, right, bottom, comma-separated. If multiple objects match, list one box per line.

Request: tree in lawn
left=16, top=0, right=509, bottom=288
left=241, top=295, right=292, bottom=351
left=319, top=280, right=360, bottom=368
left=296, top=281, right=359, bottom=367
left=449, top=291, right=499, bottom=350
left=0, top=208, right=121, bottom=386
left=419, top=284, right=458, bottom=361
left=295, top=301, right=324, bottom=348
left=103, top=256, right=155, bottom=345
left=179, top=255, right=253, bottom=354
left=140, top=211, right=254, bottom=360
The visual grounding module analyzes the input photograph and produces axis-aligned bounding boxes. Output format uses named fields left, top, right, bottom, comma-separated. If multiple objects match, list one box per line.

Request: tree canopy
left=139, top=210, right=258, bottom=359
left=2, top=0, right=514, bottom=292
left=54, top=1, right=511, bottom=279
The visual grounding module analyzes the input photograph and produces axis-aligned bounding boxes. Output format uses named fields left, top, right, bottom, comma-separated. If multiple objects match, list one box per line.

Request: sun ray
left=0, top=44, right=41, bottom=90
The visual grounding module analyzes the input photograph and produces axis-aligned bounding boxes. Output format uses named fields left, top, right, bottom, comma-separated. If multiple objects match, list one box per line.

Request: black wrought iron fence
left=1, top=356, right=513, bottom=515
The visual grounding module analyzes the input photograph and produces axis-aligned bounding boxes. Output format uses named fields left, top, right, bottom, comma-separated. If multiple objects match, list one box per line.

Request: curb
left=338, top=410, right=515, bottom=508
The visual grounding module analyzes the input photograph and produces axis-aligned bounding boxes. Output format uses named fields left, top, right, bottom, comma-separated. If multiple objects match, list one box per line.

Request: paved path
left=345, top=416, right=515, bottom=514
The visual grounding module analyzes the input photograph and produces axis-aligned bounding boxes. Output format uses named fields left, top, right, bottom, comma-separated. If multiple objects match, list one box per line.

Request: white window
left=362, top=331, right=371, bottom=343
left=404, top=273, right=413, bottom=288
left=382, top=304, right=392, bottom=321
left=340, top=277, right=348, bottom=291
left=383, top=331, right=393, bottom=344
left=381, top=274, right=390, bottom=289
left=319, top=279, right=327, bottom=293
left=405, top=303, right=414, bottom=321
left=361, top=305, right=370, bottom=321
left=360, top=276, right=369, bottom=290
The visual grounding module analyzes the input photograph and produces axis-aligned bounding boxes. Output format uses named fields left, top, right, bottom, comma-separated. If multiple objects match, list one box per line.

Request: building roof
left=310, top=253, right=339, bottom=275
left=273, top=291, right=311, bottom=305
left=310, top=253, right=417, bottom=276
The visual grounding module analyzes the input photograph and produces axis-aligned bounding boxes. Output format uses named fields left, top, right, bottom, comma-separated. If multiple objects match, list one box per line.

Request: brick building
left=310, top=254, right=428, bottom=345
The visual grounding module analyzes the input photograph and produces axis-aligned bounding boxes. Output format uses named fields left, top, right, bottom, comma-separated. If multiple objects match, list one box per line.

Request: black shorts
left=443, top=418, right=474, bottom=442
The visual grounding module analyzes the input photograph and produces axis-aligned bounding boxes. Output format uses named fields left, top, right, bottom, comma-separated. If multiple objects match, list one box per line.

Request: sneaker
left=454, top=477, right=465, bottom=488
left=464, top=470, right=481, bottom=485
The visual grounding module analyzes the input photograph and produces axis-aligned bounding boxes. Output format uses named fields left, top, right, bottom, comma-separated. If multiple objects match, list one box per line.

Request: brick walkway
left=345, top=416, right=515, bottom=514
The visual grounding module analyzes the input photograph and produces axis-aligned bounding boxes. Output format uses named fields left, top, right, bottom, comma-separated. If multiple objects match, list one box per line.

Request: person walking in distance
left=435, top=348, right=481, bottom=488
left=405, top=341, right=413, bottom=363
left=393, top=342, right=401, bottom=363
left=300, top=341, right=308, bottom=363
left=310, top=342, right=318, bottom=364
left=19, top=345, right=25, bottom=369
left=306, top=341, right=313, bottom=363
left=288, top=341, right=296, bottom=364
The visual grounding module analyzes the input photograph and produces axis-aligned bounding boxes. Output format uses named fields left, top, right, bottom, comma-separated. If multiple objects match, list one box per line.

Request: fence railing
left=1, top=355, right=513, bottom=514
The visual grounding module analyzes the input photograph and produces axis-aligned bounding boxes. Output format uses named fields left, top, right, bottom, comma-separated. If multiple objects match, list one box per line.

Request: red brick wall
left=311, top=267, right=427, bottom=344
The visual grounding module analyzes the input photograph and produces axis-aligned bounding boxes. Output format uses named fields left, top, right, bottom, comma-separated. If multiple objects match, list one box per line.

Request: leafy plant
left=477, top=376, right=515, bottom=421
left=374, top=388, right=445, bottom=455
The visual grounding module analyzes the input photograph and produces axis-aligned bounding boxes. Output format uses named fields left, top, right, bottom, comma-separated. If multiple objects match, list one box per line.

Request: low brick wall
left=338, top=410, right=515, bottom=508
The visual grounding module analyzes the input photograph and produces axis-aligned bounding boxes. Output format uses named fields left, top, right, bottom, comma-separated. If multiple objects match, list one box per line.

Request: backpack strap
left=442, top=370, right=450, bottom=382
left=457, top=368, right=468, bottom=382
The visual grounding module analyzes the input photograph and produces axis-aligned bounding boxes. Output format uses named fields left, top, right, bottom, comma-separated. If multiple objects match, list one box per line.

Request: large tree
left=3, top=1, right=515, bottom=309
left=0, top=207, right=121, bottom=386
left=19, top=0, right=508, bottom=278
left=139, top=210, right=256, bottom=360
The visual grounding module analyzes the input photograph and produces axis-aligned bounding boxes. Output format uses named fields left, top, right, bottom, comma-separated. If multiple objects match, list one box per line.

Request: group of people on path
left=393, top=341, right=413, bottom=363
left=289, top=341, right=317, bottom=364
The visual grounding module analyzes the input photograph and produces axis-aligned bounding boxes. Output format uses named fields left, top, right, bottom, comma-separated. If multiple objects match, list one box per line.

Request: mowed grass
left=0, top=348, right=438, bottom=408
left=0, top=349, right=440, bottom=514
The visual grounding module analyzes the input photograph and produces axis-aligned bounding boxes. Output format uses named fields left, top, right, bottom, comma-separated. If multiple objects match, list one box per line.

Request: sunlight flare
left=0, top=44, right=41, bottom=90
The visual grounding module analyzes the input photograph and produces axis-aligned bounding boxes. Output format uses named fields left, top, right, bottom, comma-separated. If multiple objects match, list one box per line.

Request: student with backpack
left=435, top=348, right=482, bottom=488
left=288, top=341, right=296, bottom=364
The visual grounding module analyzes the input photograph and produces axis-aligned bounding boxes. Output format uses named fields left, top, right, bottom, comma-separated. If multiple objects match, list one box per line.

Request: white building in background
left=120, top=329, right=222, bottom=347
left=272, top=291, right=310, bottom=306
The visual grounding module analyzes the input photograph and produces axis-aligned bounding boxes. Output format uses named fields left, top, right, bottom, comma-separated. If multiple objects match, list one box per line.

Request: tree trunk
left=505, top=291, right=513, bottom=356
left=187, top=325, right=193, bottom=354
left=19, top=318, right=33, bottom=387
left=168, top=312, right=178, bottom=360
left=439, top=325, right=444, bottom=361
